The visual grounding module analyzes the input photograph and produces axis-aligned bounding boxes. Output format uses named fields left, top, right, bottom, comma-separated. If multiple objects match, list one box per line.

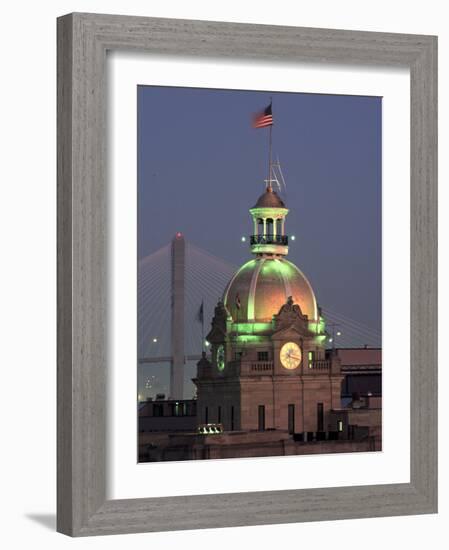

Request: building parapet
left=249, top=361, right=274, bottom=372
left=309, top=359, right=331, bottom=370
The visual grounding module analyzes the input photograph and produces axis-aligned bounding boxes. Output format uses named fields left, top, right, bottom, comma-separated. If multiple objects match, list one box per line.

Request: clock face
left=216, top=344, right=225, bottom=371
left=280, top=342, right=302, bottom=370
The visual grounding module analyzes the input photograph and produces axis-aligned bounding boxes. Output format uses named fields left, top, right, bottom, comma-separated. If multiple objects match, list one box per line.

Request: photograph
left=137, top=86, right=382, bottom=462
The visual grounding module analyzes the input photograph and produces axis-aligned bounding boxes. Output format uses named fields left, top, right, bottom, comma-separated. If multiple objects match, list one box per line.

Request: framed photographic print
left=136, top=86, right=383, bottom=463
left=57, top=13, right=437, bottom=536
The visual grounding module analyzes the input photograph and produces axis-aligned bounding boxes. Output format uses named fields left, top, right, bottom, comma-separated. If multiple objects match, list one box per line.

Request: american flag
left=196, top=300, right=204, bottom=323
left=252, top=102, right=273, bottom=128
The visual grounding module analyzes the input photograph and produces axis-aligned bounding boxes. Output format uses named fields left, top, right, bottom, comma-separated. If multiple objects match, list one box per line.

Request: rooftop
left=253, top=186, right=286, bottom=208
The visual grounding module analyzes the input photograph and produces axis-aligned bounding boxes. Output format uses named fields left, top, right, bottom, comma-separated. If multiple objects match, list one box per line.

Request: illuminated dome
left=223, top=257, right=318, bottom=323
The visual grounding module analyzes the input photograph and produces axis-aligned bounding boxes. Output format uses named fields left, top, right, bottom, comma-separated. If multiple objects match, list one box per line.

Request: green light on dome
left=233, top=322, right=272, bottom=334
left=216, top=344, right=225, bottom=371
left=309, top=316, right=326, bottom=335
left=260, top=259, right=283, bottom=276
left=236, top=335, right=266, bottom=343
left=265, top=257, right=295, bottom=278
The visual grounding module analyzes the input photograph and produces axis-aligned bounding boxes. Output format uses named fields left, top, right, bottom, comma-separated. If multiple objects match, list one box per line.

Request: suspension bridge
left=138, top=234, right=382, bottom=400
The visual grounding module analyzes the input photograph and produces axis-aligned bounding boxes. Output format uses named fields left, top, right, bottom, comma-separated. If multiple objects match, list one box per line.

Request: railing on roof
left=250, top=361, right=274, bottom=372
left=309, top=359, right=331, bottom=370
left=250, top=235, right=288, bottom=246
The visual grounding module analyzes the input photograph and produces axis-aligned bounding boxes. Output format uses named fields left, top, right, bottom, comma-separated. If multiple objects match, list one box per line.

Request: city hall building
left=194, top=184, right=343, bottom=438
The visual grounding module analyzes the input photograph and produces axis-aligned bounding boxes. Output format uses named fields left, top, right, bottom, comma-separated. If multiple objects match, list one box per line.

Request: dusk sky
left=138, top=86, right=382, bottom=334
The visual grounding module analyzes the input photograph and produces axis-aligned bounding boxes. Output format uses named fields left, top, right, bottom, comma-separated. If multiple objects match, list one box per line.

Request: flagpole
left=268, top=98, right=273, bottom=189
left=201, top=299, right=204, bottom=353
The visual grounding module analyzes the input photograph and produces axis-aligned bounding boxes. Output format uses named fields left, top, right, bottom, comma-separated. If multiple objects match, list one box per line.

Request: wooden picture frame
left=57, top=12, right=437, bottom=536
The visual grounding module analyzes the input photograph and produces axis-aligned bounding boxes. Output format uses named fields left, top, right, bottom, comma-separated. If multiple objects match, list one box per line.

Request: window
left=317, top=402, right=324, bottom=431
left=217, top=405, right=222, bottom=424
left=169, top=402, right=185, bottom=416
left=338, top=420, right=343, bottom=432
left=258, top=351, right=269, bottom=361
left=258, top=405, right=265, bottom=431
left=153, top=404, right=163, bottom=417
left=308, top=350, right=314, bottom=368
left=230, top=406, right=235, bottom=431
left=288, top=404, right=295, bottom=434
left=205, top=406, right=209, bottom=424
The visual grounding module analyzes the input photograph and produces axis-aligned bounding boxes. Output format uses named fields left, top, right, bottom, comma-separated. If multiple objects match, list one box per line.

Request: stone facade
left=139, top=430, right=378, bottom=462
left=194, top=297, right=343, bottom=436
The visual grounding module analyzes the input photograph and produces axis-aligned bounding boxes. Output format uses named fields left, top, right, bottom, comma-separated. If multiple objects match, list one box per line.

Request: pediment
left=273, top=296, right=308, bottom=333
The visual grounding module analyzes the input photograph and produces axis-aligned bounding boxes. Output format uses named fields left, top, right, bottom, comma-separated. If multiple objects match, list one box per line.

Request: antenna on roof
left=267, top=97, right=273, bottom=190
left=271, top=155, right=287, bottom=198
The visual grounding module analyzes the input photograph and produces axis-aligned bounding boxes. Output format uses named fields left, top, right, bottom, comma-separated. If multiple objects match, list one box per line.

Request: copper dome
left=223, top=257, right=318, bottom=323
left=253, top=187, right=286, bottom=208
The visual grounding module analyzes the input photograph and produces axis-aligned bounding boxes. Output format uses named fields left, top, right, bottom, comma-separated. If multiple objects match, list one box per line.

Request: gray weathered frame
left=57, top=12, right=437, bottom=536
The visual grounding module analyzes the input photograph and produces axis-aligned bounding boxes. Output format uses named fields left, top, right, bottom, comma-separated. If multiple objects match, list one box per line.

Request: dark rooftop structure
left=253, top=186, right=286, bottom=208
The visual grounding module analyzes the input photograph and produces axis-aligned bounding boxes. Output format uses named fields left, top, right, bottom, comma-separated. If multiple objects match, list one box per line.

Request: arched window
left=257, top=218, right=264, bottom=237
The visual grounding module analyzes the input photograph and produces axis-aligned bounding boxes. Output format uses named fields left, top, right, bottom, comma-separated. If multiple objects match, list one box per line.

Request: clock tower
left=194, top=184, right=342, bottom=437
